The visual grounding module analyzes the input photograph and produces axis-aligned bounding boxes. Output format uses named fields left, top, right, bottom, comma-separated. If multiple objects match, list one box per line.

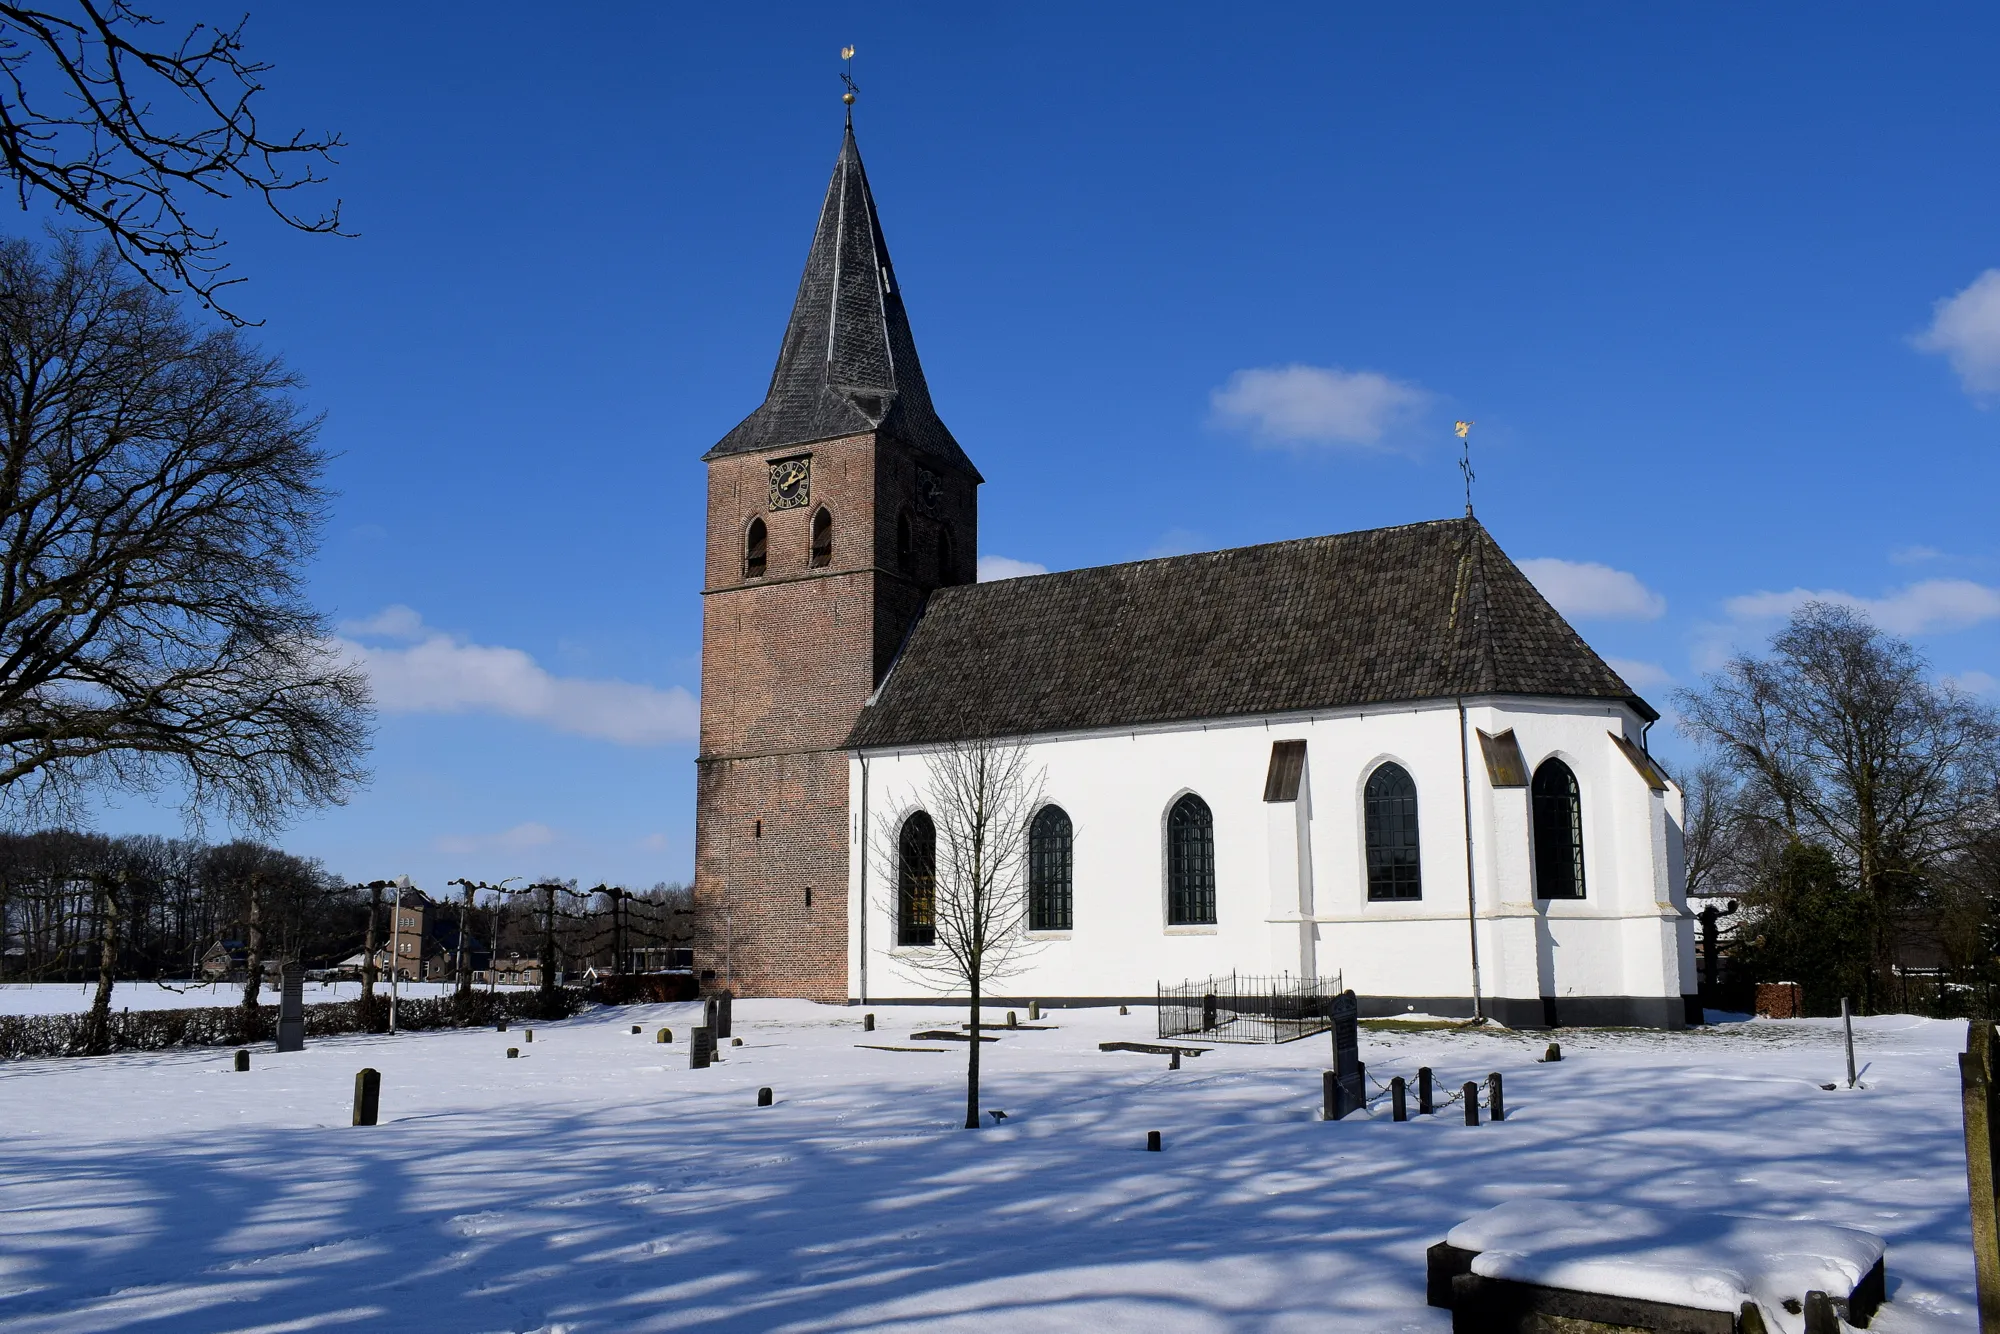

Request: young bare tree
left=877, top=738, right=1046, bottom=1130
left=1678, top=601, right=2000, bottom=1006
left=0, top=2, right=344, bottom=323
left=0, top=237, right=370, bottom=829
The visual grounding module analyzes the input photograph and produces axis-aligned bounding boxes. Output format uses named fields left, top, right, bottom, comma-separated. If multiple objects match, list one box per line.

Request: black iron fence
left=1157, top=972, right=1343, bottom=1044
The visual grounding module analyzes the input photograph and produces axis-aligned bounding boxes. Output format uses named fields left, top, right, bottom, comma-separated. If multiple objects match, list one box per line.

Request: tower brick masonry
left=692, top=121, right=979, bottom=999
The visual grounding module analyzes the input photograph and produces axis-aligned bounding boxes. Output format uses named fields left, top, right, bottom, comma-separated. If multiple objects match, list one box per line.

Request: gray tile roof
left=705, top=123, right=977, bottom=479
left=845, top=518, right=1654, bottom=749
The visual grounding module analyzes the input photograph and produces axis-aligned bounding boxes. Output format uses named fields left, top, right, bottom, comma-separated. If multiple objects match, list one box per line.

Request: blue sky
left=69, top=4, right=2000, bottom=886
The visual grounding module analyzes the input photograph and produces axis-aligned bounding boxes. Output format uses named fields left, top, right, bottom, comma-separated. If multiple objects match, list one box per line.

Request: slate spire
left=707, top=124, right=975, bottom=476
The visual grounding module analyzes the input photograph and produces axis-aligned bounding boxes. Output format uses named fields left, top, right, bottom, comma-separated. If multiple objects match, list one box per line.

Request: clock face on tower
left=914, top=466, right=943, bottom=518
left=768, top=456, right=811, bottom=510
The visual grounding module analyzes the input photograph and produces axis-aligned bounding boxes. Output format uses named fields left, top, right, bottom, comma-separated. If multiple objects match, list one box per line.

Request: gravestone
left=1326, top=989, right=1364, bottom=1118
left=690, top=1024, right=713, bottom=1069
left=275, top=962, right=305, bottom=1052
left=705, top=991, right=735, bottom=1040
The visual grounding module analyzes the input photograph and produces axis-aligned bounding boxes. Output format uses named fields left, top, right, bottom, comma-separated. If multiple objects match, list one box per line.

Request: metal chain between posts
left=1365, top=1067, right=1485, bottom=1109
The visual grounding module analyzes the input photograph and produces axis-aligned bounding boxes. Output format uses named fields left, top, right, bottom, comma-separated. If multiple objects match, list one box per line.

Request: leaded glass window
left=1166, top=793, right=1216, bottom=925
left=1365, top=762, right=1422, bottom=900
left=1532, top=759, right=1586, bottom=899
left=1028, top=805, right=1073, bottom=931
left=898, top=811, right=936, bottom=945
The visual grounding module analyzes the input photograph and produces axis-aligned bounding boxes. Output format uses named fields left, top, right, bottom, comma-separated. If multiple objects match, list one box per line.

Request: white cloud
left=1606, top=657, right=1674, bottom=690
left=978, top=555, right=1048, bottom=581
left=1889, top=545, right=1946, bottom=565
left=1209, top=364, right=1428, bottom=447
left=341, top=609, right=697, bottom=746
left=434, top=822, right=559, bottom=856
left=1724, top=579, right=2000, bottom=636
left=1518, top=558, right=1667, bottom=621
left=1947, top=669, right=2000, bottom=697
left=1914, top=268, right=2000, bottom=398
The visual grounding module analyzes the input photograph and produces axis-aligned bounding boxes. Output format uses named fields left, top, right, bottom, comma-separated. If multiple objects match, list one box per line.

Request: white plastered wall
left=847, top=695, right=1691, bottom=1013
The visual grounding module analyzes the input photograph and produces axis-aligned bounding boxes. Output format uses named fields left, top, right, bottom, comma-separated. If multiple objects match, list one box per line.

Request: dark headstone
left=1392, top=1076, right=1407, bottom=1121
left=233, top=1049, right=249, bottom=1072
left=1488, top=1071, right=1505, bottom=1122
left=1463, top=1082, right=1480, bottom=1125
left=1326, top=990, right=1363, bottom=1116
left=690, top=1025, right=713, bottom=1069
left=1146, top=1130, right=1161, bottom=1152
left=632, top=1024, right=641, bottom=1034
left=757, top=1086, right=773, bottom=1107
left=1118, top=1005, right=1129, bottom=1016
left=863, top=1012, right=875, bottom=1031
left=1006, top=1011, right=1017, bottom=1028
left=525, top=1029, right=533, bottom=1043
left=716, top=990, right=733, bottom=1039
left=731, top=1036, right=743, bottom=1047
left=507, top=1047, right=519, bottom=1058
left=1169, top=1050, right=1180, bottom=1070
left=656, top=1028, right=672, bottom=1043
left=497, top=1021, right=507, bottom=1032
left=352, top=1068, right=380, bottom=1125
left=1029, top=1002, right=1041, bottom=1022
left=1201, top=992, right=1218, bottom=1031
left=275, top=962, right=305, bottom=1052
left=1543, top=1042, right=1561, bottom=1062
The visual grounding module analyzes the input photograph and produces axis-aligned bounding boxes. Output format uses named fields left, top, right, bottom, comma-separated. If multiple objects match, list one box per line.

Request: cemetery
left=0, top=994, right=1981, bottom=1332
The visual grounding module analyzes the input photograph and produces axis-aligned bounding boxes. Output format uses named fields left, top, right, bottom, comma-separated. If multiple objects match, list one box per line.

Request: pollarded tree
left=0, top=236, right=370, bottom=828
left=877, top=738, right=1046, bottom=1130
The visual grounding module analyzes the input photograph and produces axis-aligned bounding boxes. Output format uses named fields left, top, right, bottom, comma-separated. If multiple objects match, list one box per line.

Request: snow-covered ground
left=0, top=1002, right=1977, bottom=1332
left=0, top=980, right=534, bottom=1014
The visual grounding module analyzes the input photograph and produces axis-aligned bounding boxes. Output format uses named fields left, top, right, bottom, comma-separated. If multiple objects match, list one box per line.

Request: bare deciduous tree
left=0, top=237, right=370, bottom=829
left=0, top=1, right=344, bottom=323
left=877, top=739, right=1046, bottom=1130
left=1677, top=601, right=2000, bottom=1004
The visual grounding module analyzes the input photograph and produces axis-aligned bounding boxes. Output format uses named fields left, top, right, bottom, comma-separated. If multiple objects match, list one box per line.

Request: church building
left=693, top=121, right=1698, bottom=1028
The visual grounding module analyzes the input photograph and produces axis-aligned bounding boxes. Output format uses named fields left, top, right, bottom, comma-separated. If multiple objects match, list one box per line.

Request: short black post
left=524, top=1029, right=533, bottom=1043
left=863, top=1012, right=875, bottom=1032
left=1463, top=1082, right=1480, bottom=1125
left=1488, top=1071, right=1506, bottom=1122
left=1007, top=1011, right=1017, bottom=1028
left=690, top=1025, right=712, bottom=1069
left=1418, top=1066, right=1434, bottom=1115
left=1543, top=1042, right=1561, bottom=1063
left=352, top=1068, right=380, bottom=1126
left=656, top=1027, right=672, bottom=1043
left=1146, top=1130, right=1161, bottom=1152
left=233, top=1049, right=249, bottom=1072
left=1802, top=1289, right=1839, bottom=1333
left=1169, top=1050, right=1180, bottom=1070
left=507, top=1047, right=519, bottom=1058
left=757, top=1086, right=773, bottom=1107
left=1029, top=1001, right=1041, bottom=1022
left=1356, top=1061, right=1367, bottom=1109
left=1392, top=1076, right=1407, bottom=1121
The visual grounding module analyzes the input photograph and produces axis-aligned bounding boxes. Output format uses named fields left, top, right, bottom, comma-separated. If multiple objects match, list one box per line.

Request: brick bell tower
left=693, top=118, right=980, bottom=1000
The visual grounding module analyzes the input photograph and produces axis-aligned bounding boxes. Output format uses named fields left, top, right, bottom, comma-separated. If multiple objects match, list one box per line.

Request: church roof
left=845, top=518, right=1656, bottom=750
left=705, top=124, right=977, bottom=478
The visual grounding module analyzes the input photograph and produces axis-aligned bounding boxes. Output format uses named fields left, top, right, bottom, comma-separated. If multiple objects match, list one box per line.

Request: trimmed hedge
left=0, top=987, right=584, bottom=1060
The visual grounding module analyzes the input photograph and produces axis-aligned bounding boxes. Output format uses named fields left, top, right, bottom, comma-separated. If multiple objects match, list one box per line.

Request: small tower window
left=896, top=512, right=914, bottom=575
left=938, top=526, right=956, bottom=584
left=744, top=518, right=767, bottom=579
left=810, top=506, right=833, bottom=568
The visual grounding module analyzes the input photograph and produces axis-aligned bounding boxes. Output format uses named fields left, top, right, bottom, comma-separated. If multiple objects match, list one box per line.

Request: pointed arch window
left=896, top=512, right=914, bottom=575
left=1166, top=793, right=1216, bottom=925
left=897, top=811, right=936, bottom=946
left=1365, top=762, right=1422, bottom=901
left=1028, top=805, right=1073, bottom=931
left=810, top=506, right=833, bottom=568
left=1532, top=758, right=1586, bottom=899
left=744, top=518, right=767, bottom=579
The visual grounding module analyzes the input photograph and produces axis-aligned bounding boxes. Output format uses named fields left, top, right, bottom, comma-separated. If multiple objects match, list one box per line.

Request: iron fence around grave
left=1157, top=972, right=1342, bottom=1044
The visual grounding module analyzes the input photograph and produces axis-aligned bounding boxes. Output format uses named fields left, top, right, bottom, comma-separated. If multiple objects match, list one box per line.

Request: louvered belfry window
left=810, top=506, right=832, bottom=568
left=1531, top=759, right=1587, bottom=899
left=1166, top=793, right=1216, bottom=925
left=744, top=518, right=767, bottom=579
left=1028, top=804, right=1073, bottom=931
left=1365, top=762, right=1423, bottom=901
left=897, top=811, right=936, bottom=945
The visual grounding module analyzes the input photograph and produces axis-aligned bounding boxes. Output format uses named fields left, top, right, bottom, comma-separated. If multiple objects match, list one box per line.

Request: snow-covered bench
left=1426, top=1201, right=1885, bottom=1333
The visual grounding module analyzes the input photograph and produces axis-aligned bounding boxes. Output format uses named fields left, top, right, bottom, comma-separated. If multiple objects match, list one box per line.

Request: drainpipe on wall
left=857, top=751, right=870, bottom=1004
left=1457, top=698, right=1486, bottom=1021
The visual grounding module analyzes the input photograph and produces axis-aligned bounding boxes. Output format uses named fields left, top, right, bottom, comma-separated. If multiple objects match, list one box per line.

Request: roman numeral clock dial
left=768, top=456, right=811, bottom=510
